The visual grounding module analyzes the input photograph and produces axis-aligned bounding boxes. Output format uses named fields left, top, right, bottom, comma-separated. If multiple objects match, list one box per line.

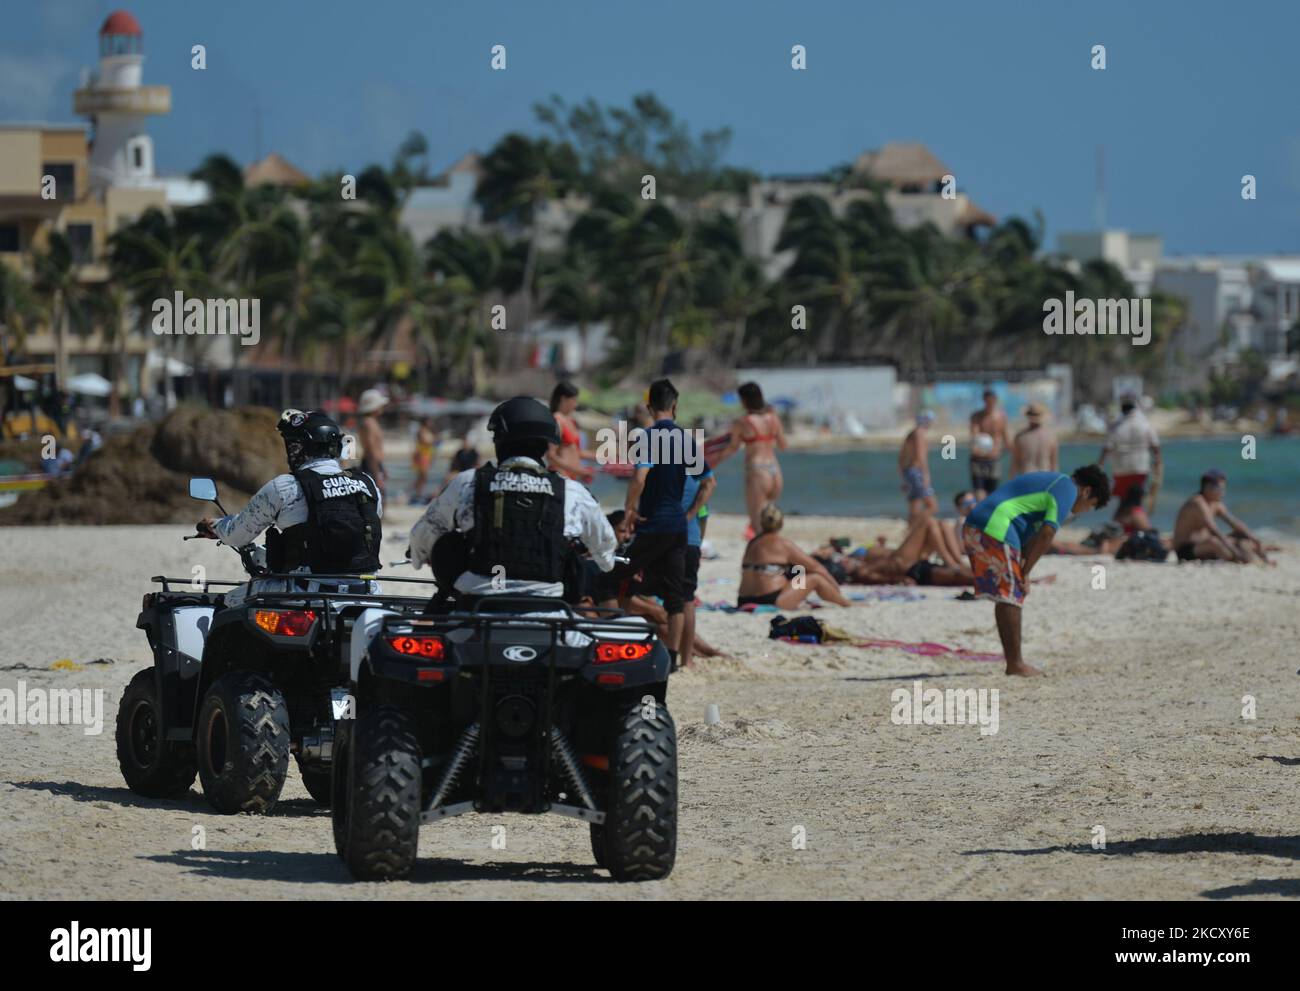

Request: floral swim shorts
left=962, top=524, right=1027, bottom=607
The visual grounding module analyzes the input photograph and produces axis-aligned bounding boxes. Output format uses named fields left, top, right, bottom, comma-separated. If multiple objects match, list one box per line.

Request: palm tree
left=626, top=204, right=706, bottom=372
left=90, top=282, right=133, bottom=416
left=775, top=196, right=874, bottom=360
left=32, top=232, right=95, bottom=392
left=0, top=262, right=41, bottom=362
left=538, top=243, right=606, bottom=369
left=691, top=213, right=765, bottom=364
left=108, top=208, right=208, bottom=408
left=476, top=134, right=579, bottom=338
left=869, top=225, right=993, bottom=376
left=354, top=224, right=443, bottom=389
left=246, top=204, right=350, bottom=408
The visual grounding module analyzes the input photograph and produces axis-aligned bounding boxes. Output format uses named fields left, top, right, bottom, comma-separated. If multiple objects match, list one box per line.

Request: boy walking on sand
left=963, top=467, right=1110, bottom=676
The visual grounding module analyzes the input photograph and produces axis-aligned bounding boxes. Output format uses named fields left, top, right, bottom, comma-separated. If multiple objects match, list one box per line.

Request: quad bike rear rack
left=411, top=596, right=655, bottom=827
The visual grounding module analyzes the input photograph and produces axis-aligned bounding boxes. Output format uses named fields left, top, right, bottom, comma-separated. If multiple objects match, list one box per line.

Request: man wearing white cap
left=898, top=410, right=938, bottom=522
left=357, top=388, right=389, bottom=497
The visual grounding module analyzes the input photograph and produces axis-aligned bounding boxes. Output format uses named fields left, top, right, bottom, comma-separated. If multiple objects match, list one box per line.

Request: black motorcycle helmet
left=277, top=408, right=343, bottom=469
left=487, top=396, right=560, bottom=462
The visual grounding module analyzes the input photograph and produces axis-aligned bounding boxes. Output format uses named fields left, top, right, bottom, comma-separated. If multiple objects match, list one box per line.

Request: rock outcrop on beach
left=0, top=406, right=285, bottom=525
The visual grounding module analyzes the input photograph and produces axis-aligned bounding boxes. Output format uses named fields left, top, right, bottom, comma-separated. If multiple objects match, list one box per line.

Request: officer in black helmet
left=197, top=409, right=383, bottom=605
left=409, top=396, right=617, bottom=600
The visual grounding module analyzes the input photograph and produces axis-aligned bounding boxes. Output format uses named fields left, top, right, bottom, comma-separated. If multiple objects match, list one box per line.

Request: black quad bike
left=115, top=477, right=436, bottom=814
left=331, top=595, right=678, bottom=882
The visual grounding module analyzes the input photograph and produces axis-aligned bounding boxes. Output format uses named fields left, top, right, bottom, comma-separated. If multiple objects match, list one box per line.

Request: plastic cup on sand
left=705, top=704, right=721, bottom=725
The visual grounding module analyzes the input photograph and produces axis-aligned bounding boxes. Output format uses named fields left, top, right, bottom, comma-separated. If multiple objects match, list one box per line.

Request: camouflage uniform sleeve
left=409, top=470, right=475, bottom=569
left=211, top=477, right=287, bottom=548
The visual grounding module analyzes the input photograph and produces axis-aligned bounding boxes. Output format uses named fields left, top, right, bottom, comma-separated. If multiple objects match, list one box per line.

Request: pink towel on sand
left=852, top=639, right=1002, bottom=662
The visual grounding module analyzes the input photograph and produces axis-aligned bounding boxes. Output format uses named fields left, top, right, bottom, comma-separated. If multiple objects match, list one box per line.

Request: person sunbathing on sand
left=738, top=503, right=850, bottom=608
left=815, top=515, right=974, bottom=587
left=1172, top=469, right=1272, bottom=564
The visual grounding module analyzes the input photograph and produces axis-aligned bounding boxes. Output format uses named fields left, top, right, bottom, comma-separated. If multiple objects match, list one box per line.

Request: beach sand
left=2, top=508, right=1298, bottom=900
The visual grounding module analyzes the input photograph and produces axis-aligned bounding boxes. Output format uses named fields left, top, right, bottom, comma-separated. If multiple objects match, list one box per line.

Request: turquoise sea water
left=582, top=437, right=1300, bottom=537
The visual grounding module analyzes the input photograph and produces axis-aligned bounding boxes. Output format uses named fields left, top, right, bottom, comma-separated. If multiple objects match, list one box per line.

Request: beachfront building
left=1149, top=258, right=1254, bottom=389
left=394, top=141, right=999, bottom=368
left=1056, top=229, right=1163, bottom=296
left=400, top=152, right=486, bottom=245
left=1055, top=230, right=1300, bottom=391
left=739, top=143, right=997, bottom=279
left=0, top=10, right=209, bottom=404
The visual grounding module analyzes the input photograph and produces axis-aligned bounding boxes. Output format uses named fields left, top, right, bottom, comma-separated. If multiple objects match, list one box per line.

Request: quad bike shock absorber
left=549, top=726, right=597, bottom=811
left=429, top=721, right=479, bottom=810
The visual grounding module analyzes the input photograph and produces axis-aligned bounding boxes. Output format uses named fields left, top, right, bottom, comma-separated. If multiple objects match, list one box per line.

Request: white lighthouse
left=73, top=10, right=171, bottom=192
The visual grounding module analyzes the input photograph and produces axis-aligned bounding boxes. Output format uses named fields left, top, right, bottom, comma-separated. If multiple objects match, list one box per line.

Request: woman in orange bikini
left=715, top=382, right=787, bottom=531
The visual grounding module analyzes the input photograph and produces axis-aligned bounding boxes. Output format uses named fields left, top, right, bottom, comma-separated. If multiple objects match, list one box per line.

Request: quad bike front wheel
left=115, top=668, right=197, bottom=798
left=597, top=699, right=677, bottom=881
left=196, top=671, right=291, bottom=814
left=335, top=704, right=422, bottom=880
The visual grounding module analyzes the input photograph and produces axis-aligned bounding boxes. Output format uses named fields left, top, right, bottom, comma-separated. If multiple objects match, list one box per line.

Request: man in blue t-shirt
left=615, top=378, right=713, bottom=666
left=963, top=466, right=1109, bottom=676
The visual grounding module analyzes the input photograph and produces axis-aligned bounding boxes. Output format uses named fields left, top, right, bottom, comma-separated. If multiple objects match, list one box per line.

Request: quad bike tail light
left=594, top=641, right=653, bottom=664
left=253, top=608, right=317, bottom=637
left=386, top=634, right=446, bottom=661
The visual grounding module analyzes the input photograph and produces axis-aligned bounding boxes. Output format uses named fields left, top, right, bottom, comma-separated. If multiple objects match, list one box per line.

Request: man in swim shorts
left=1171, top=469, right=1269, bottom=563
left=963, top=466, right=1110, bottom=676
left=969, top=389, right=1012, bottom=497
left=898, top=410, right=938, bottom=522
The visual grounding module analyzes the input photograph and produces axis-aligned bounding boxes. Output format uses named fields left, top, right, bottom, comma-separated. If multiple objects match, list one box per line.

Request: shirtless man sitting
left=738, top=503, right=851, bottom=608
left=1172, top=469, right=1270, bottom=563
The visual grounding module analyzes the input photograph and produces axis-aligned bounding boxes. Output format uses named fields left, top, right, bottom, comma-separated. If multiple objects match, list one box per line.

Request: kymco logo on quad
left=503, top=645, right=537, bottom=662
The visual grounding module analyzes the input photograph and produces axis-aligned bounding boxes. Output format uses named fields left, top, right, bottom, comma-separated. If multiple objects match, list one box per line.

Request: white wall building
left=734, top=365, right=899, bottom=431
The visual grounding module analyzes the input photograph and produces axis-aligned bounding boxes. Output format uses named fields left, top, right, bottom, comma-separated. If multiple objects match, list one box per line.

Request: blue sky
left=3, top=0, right=1297, bottom=255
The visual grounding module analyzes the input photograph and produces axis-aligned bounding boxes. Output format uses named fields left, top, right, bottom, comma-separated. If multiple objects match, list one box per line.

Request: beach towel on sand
left=772, top=627, right=1002, bottom=662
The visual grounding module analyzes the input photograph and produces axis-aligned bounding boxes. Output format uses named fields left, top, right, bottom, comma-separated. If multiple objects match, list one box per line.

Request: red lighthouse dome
left=99, top=10, right=143, bottom=36
left=99, top=10, right=143, bottom=55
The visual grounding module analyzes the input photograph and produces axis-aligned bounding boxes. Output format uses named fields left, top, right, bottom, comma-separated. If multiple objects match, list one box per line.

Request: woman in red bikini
left=715, top=382, right=787, bottom=531
left=548, top=381, right=595, bottom=484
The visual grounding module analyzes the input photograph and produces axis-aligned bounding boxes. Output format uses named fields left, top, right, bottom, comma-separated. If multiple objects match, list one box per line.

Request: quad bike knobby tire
left=196, top=671, right=291, bottom=814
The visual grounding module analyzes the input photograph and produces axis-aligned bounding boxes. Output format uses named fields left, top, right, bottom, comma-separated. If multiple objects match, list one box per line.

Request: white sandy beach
left=2, top=507, right=1299, bottom=900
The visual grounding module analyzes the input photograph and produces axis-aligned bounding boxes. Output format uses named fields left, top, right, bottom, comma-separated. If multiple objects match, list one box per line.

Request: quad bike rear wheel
left=597, top=699, right=677, bottom=881
left=116, top=668, right=197, bottom=798
left=196, top=671, right=290, bottom=814
left=336, top=704, right=422, bottom=880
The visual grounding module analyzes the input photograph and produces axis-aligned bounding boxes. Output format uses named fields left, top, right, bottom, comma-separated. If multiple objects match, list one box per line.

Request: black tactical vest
left=466, top=461, right=566, bottom=582
left=270, top=468, right=382, bottom=574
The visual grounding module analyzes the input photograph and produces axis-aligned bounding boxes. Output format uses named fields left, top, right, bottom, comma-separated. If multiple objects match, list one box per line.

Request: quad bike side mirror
left=189, top=477, right=218, bottom=502
left=188, top=477, right=227, bottom=515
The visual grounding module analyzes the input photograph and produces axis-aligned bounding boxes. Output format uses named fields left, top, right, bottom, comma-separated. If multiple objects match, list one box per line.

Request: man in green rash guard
left=963, top=466, right=1110, bottom=676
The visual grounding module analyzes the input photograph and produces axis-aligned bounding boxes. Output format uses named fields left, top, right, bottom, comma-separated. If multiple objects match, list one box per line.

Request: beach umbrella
left=145, top=352, right=192, bottom=376
left=67, top=373, right=113, bottom=397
